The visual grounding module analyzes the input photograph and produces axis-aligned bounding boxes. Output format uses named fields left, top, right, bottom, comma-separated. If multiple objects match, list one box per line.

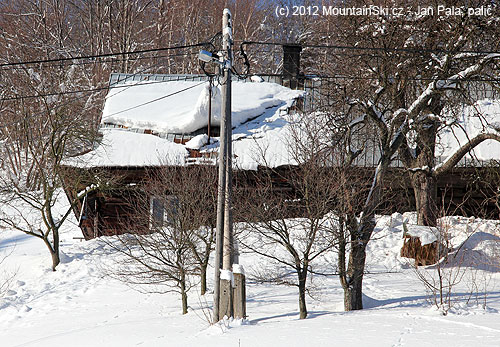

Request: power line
left=0, top=42, right=208, bottom=69
left=0, top=79, right=209, bottom=130
left=0, top=76, right=205, bottom=128
left=0, top=43, right=207, bottom=101
left=238, top=40, right=500, bottom=56
left=1, top=72, right=497, bottom=103
left=301, top=74, right=500, bottom=83
left=0, top=86, right=96, bottom=129
left=0, top=40, right=210, bottom=129
left=0, top=85, right=108, bottom=102
left=0, top=51, right=197, bottom=72
left=100, top=61, right=174, bottom=101
left=238, top=72, right=500, bottom=83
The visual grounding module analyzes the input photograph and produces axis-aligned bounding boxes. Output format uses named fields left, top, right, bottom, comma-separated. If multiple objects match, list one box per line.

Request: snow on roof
left=66, top=129, right=188, bottom=168
left=71, top=91, right=500, bottom=170
left=437, top=99, right=500, bottom=162
left=231, top=113, right=299, bottom=170
left=65, top=78, right=303, bottom=169
left=102, top=80, right=303, bottom=134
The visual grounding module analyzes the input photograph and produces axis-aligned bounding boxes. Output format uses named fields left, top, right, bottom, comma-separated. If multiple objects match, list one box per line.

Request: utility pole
left=212, top=8, right=245, bottom=324
left=219, top=7, right=234, bottom=320
left=212, top=64, right=226, bottom=325
left=221, top=8, right=233, bottom=271
left=212, top=8, right=232, bottom=324
left=207, top=76, right=212, bottom=144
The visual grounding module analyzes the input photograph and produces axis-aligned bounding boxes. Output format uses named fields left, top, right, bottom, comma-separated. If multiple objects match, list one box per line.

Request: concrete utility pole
left=213, top=8, right=232, bottom=324
left=212, top=8, right=245, bottom=324
left=219, top=7, right=234, bottom=321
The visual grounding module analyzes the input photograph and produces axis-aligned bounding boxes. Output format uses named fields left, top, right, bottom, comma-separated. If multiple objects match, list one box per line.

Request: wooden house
left=62, top=73, right=305, bottom=239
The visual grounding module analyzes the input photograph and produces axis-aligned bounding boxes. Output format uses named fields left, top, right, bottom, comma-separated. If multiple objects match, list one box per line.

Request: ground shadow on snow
left=363, top=291, right=500, bottom=310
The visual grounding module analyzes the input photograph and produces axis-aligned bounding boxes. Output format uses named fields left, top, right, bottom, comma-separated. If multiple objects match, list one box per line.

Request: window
left=149, top=195, right=179, bottom=229
left=150, top=196, right=164, bottom=229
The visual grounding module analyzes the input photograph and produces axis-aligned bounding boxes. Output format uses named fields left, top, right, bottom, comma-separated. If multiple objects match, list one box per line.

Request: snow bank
left=368, top=213, right=500, bottom=272
left=102, top=80, right=303, bottom=134
left=366, top=213, right=412, bottom=271
left=438, top=217, right=500, bottom=270
left=66, top=129, right=188, bottom=167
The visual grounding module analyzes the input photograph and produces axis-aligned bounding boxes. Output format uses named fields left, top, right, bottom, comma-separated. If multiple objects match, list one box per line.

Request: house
left=62, top=73, right=304, bottom=239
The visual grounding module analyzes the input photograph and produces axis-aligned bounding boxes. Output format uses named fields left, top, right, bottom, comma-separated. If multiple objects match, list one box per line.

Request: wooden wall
left=61, top=165, right=500, bottom=240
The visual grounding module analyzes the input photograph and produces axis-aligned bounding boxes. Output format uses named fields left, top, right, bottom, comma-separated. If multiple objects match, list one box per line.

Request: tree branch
left=434, top=132, right=500, bottom=177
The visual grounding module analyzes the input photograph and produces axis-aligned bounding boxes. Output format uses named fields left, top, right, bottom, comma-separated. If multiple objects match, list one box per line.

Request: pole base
left=219, top=278, right=234, bottom=321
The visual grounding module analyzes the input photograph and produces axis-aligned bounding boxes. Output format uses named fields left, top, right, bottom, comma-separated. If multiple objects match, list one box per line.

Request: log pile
left=400, top=223, right=448, bottom=266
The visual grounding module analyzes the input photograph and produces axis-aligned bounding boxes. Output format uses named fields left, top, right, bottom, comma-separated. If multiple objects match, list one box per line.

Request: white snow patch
left=220, top=269, right=234, bottom=286
left=185, top=134, right=208, bottom=150
left=2, top=192, right=500, bottom=347
left=251, top=75, right=264, bottom=83
left=102, top=80, right=303, bottom=134
left=233, top=264, right=245, bottom=275
left=66, top=129, right=188, bottom=167
left=404, top=225, right=439, bottom=246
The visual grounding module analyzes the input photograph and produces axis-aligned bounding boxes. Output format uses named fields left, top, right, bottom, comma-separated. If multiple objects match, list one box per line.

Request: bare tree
left=0, top=0, right=121, bottom=271
left=285, top=0, right=500, bottom=310
left=237, top=114, right=352, bottom=319
left=0, top=100, right=101, bottom=270
left=409, top=217, right=500, bottom=314
left=103, top=165, right=218, bottom=314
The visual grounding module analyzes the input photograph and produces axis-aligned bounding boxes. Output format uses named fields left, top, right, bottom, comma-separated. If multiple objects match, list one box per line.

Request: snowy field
left=2, top=207, right=500, bottom=346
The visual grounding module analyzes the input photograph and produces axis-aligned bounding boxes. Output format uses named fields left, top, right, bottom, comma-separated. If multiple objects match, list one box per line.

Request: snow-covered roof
left=74, top=73, right=500, bottom=170
left=67, top=129, right=188, bottom=167
left=102, top=79, right=303, bottom=134
left=66, top=78, right=303, bottom=168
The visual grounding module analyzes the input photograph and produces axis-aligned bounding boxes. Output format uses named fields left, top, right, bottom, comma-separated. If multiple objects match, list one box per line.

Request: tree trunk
left=298, top=269, right=308, bottom=319
left=406, top=115, right=440, bottom=226
left=200, top=264, right=207, bottom=295
left=180, top=274, right=188, bottom=315
left=411, top=171, right=438, bottom=226
left=52, top=228, right=60, bottom=271
left=51, top=249, right=60, bottom=272
left=43, top=229, right=60, bottom=271
left=344, top=241, right=366, bottom=310
left=344, top=278, right=363, bottom=311
left=181, top=289, right=188, bottom=315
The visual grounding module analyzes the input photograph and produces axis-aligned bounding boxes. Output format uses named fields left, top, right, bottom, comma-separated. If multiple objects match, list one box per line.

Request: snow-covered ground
left=2, top=208, right=500, bottom=346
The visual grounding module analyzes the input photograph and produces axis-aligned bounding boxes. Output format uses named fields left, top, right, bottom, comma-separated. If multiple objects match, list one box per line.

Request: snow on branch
left=436, top=53, right=500, bottom=89
left=434, top=131, right=500, bottom=177
left=408, top=54, right=500, bottom=117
